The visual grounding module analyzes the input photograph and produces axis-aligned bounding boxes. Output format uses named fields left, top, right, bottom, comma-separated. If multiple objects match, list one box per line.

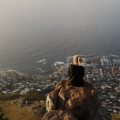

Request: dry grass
left=0, top=100, right=42, bottom=120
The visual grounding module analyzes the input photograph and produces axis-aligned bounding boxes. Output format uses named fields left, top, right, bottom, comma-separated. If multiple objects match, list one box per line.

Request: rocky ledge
left=42, top=80, right=100, bottom=120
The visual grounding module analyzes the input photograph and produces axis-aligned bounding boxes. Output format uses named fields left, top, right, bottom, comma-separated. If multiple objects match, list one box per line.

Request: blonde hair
left=72, top=55, right=84, bottom=66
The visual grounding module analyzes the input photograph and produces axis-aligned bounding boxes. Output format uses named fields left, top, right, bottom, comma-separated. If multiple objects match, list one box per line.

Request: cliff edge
left=43, top=80, right=99, bottom=120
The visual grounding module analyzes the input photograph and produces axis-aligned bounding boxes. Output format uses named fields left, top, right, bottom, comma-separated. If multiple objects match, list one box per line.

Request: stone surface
left=42, top=110, right=78, bottom=120
left=46, top=80, right=98, bottom=120
left=46, top=89, right=59, bottom=112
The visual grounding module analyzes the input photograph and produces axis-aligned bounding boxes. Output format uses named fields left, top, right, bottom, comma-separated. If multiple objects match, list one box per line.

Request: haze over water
left=0, top=0, right=120, bottom=73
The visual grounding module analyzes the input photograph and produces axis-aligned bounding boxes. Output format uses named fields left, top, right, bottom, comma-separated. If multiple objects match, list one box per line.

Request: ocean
left=0, top=0, right=120, bottom=73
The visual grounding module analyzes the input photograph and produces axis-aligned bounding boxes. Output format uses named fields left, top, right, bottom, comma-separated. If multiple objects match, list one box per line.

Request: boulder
left=46, top=80, right=98, bottom=120
left=46, top=89, right=59, bottom=112
left=42, top=110, right=78, bottom=120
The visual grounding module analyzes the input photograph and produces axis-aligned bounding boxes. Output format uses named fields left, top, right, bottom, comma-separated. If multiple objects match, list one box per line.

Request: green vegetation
left=0, top=93, right=20, bottom=101
left=22, top=90, right=45, bottom=101
left=111, top=113, right=120, bottom=120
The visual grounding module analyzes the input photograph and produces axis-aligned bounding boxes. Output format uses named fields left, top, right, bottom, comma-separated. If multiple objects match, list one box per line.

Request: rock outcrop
left=42, top=110, right=78, bottom=120
left=43, top=80, right=99, bottom=120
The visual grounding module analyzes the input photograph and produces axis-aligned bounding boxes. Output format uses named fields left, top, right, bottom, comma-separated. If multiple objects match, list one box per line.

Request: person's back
left=68, top=55, right=85, bottom=87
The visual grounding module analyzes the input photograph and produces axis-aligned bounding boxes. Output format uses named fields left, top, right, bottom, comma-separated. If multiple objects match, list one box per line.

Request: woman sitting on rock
left=68, top=55, right=85, bottom=87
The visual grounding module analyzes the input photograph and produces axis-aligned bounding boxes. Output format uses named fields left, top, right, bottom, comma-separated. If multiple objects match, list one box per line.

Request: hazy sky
left=0, top=0, right=120, bottom=72
left=1, top=0, right=120, bottom=48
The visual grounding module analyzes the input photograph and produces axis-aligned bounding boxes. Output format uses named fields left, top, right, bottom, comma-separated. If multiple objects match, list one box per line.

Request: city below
left=0, top=54, right=120, bottom=119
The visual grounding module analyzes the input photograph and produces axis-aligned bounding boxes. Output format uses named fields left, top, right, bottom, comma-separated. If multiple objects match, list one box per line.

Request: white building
left=101, top=56, right=109, bottom=65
